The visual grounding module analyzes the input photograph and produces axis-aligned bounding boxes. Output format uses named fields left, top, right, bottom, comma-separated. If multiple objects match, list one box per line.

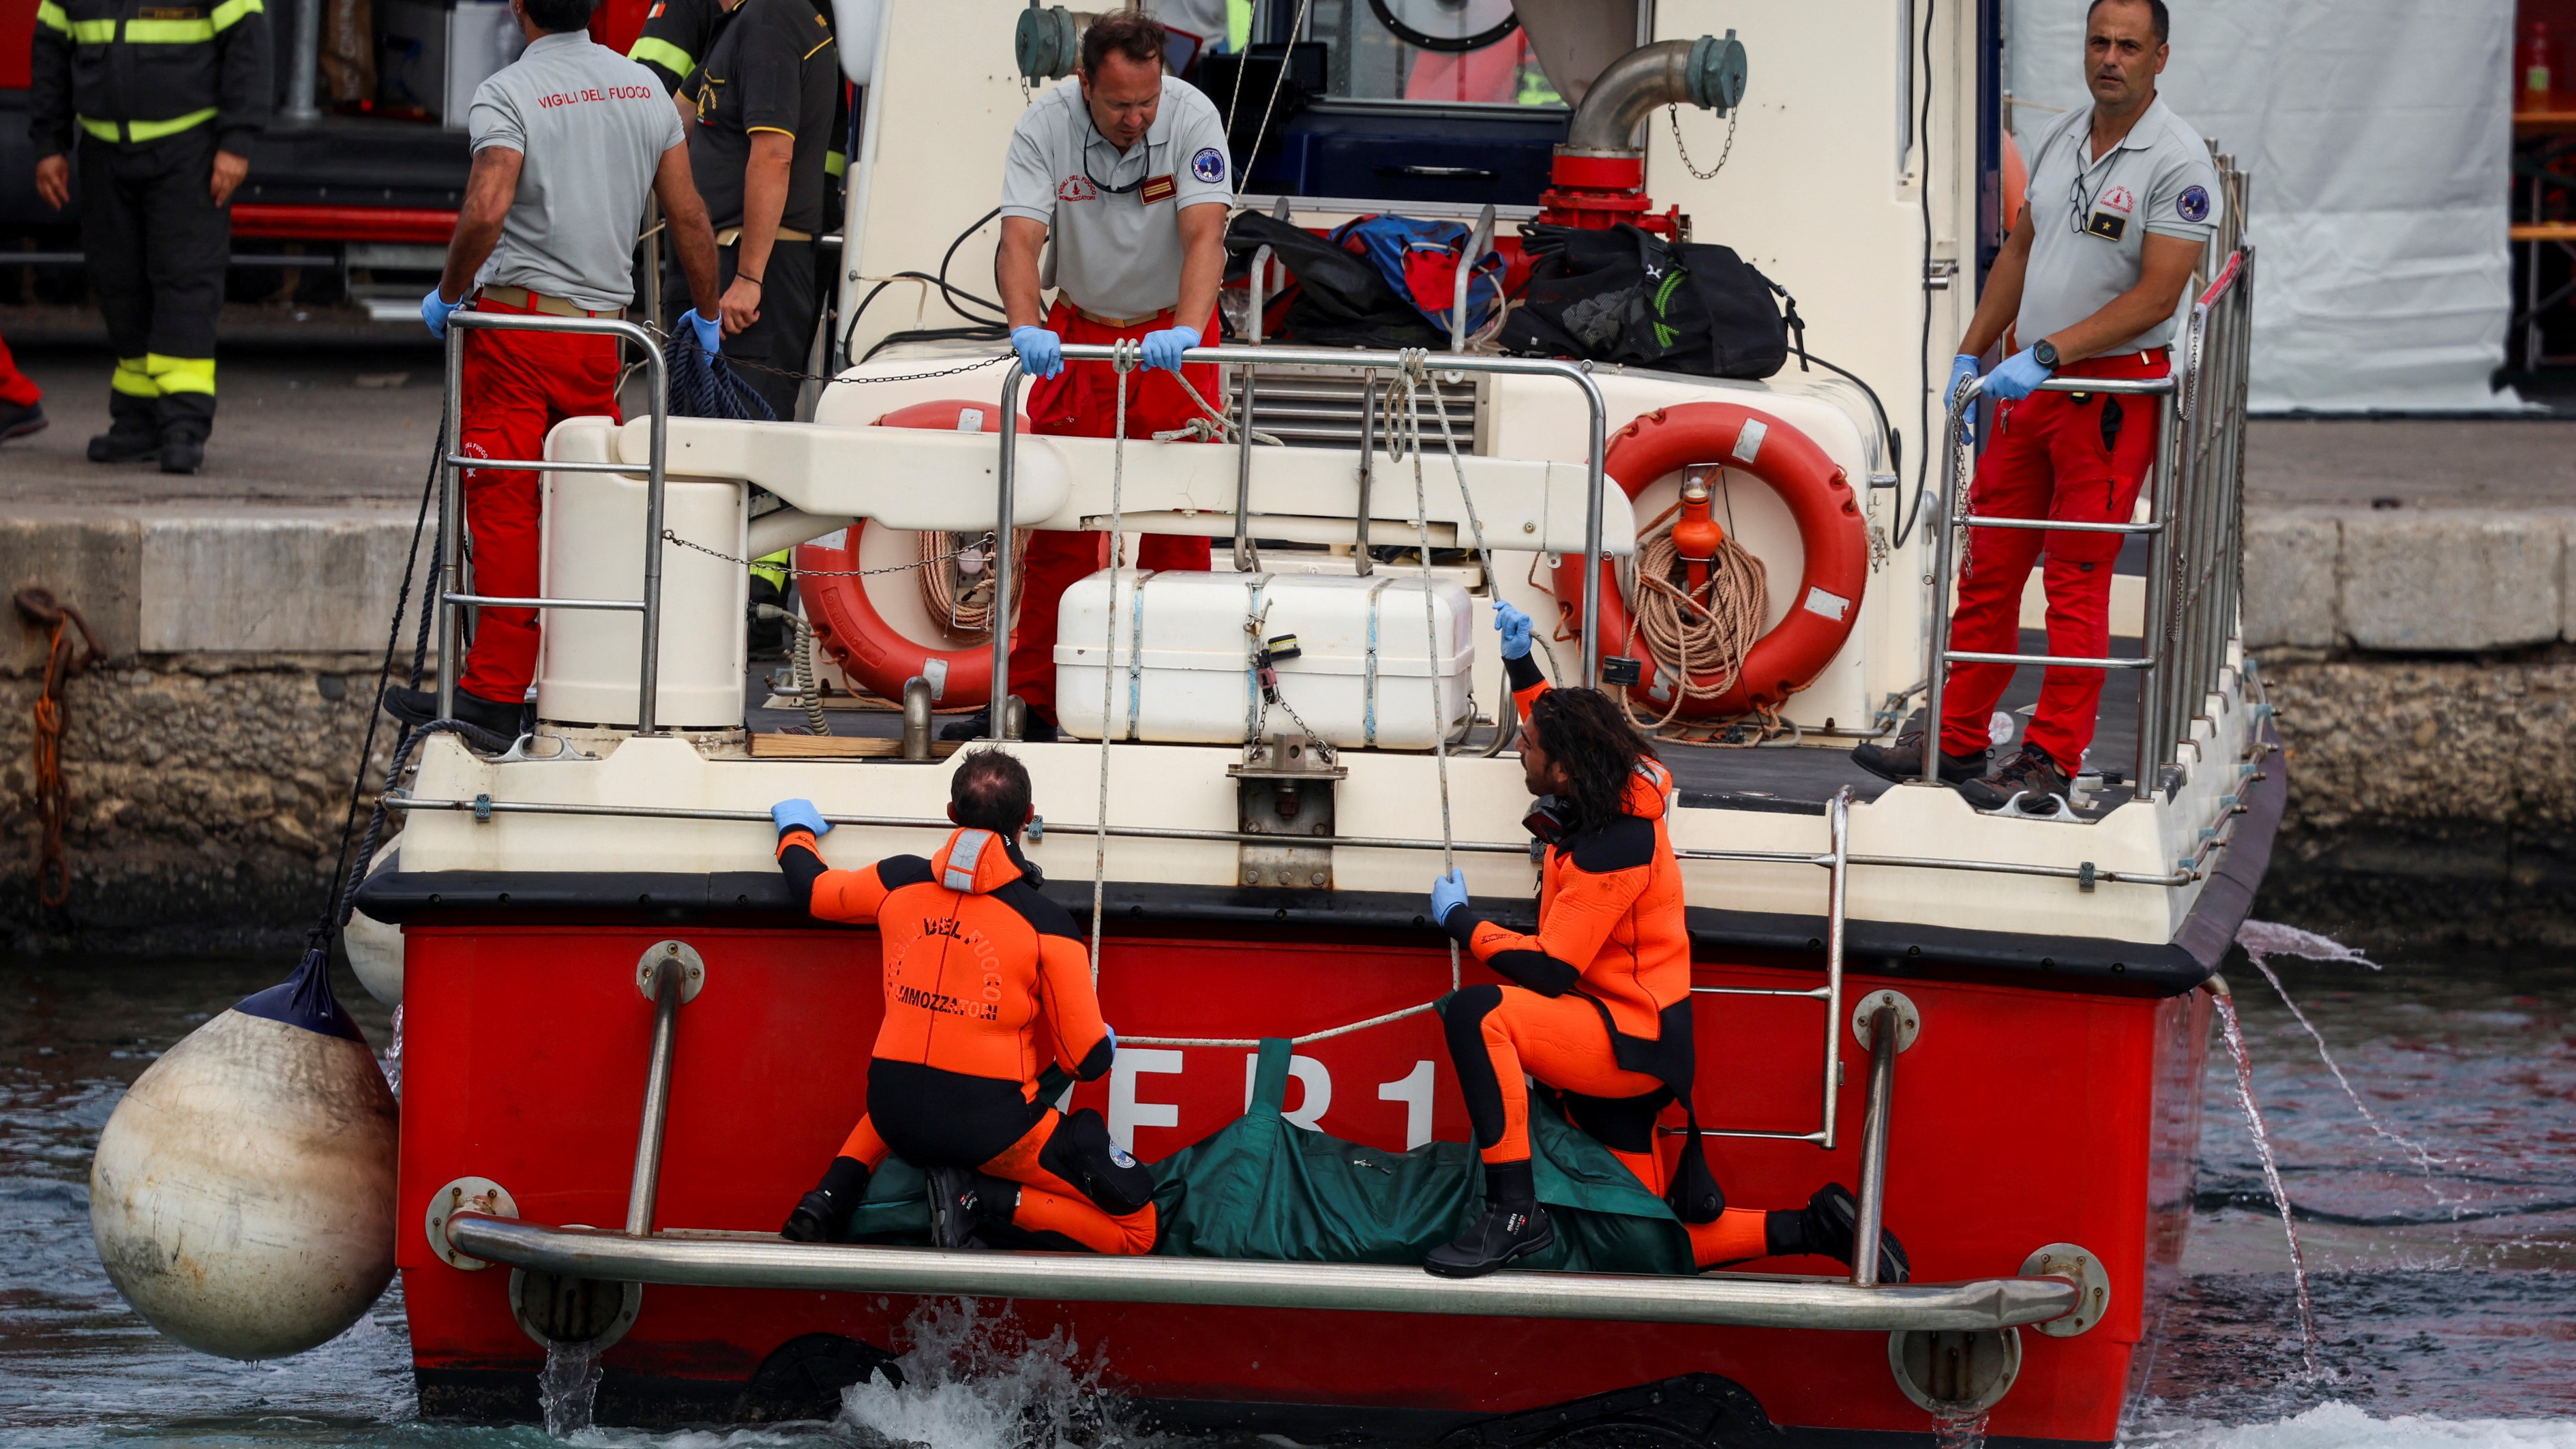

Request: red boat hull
left=395, top=920, right=2212, bottom=1444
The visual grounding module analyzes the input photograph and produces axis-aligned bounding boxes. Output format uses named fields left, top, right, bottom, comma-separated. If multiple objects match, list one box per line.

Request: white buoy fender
left=344, top=837, right=404, bottom=1006
left=89, top=948, right=398, bottom=1360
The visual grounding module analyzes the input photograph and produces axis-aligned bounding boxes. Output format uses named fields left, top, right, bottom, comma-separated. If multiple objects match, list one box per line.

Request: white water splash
left=2129, top=1401, right=2576, bottom=1447
left=2232, top=922, right=2456, bottom=1199
left=2236, top=920, right=2378, bottom=972
left=2213, top=994, right=2321, bottom=1375
left=840, top=1298, right=1149, bottom=1449
left=1932, top=1404, right=1990, bottom=1449
left=539, top=1339, right=603, bottom=1439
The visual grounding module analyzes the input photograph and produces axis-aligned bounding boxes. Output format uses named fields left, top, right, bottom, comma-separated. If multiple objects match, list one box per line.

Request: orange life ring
left=798, top=399, right=1027, bottom=706
left=1551, top=402, right=1868, bottom=717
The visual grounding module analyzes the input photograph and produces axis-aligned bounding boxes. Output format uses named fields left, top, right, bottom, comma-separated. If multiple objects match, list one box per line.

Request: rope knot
left=1111, top=338, right=1141, bottom=374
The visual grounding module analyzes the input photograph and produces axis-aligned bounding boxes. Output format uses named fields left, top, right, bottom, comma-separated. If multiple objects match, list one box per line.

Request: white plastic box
left=1054, top=568, right=1476, bottom=749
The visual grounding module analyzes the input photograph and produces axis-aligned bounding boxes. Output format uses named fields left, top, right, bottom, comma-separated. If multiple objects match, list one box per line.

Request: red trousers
left=1006, top=301, right=1217, bottom=718
left=0, top=327, right=40, bottom=408
left=455, top=296, right=623, bottom=702
left=1938, top=350, right=2166, bottom=767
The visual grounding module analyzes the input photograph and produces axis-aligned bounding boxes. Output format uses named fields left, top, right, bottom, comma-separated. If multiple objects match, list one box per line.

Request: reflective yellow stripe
left=125, top=18, right=215, bottom=41
left=127, top=108, right=218, bottom=141
left=628, top=35, right=693, bottom=77
left=68, top=17, right=119, bottom=40
left=147, top=355, right=216, bottom=396
left=79, top=115, right=122, bottom=141
left=824, top=149, right=845, bottom=179
left=749, top=548, right=791, bottom=589
left=111, top=358, right=158, bottom=398
left=35, top=1, right=72, bottom=34
left=209, top=0, right=261, bottom=29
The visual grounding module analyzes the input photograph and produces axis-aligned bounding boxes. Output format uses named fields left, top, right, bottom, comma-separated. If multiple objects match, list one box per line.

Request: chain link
left=638, top=320, right=1010, bottom=389
left=660, top=527, right=995, bottom=577
left=1669, top=103, right=1738, bottom=181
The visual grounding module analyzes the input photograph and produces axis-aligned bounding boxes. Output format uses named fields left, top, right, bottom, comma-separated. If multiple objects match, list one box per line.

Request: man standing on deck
left=381, top=0, right=724, bottom=738
left=672, top=0, right=837, bottom=421
left=28, top=0, right=268, bottom=474
left=1853, top=0, right=2219, bottom=811
left=944, top=10, right=1231, bottom=743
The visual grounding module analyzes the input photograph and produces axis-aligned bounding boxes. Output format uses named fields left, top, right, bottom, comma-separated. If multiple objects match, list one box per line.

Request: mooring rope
left=1619, top=499, right=1771, bottom=734
left=1085, top=340, right=1141, bottom=985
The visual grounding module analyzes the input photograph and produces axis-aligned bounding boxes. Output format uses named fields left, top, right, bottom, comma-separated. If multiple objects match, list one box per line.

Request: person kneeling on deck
left=768, top=749, right=1158, bottom=1255
left=1422, top=601, right=1908, bottom=1281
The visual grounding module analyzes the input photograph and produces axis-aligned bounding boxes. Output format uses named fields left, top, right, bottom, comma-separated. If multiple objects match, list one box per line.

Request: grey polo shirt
left=468, top=31, right=686, bottom=312
left=999, top=76, right=1231, bottom=322
left=2016, top=95, right=2222, bottom=355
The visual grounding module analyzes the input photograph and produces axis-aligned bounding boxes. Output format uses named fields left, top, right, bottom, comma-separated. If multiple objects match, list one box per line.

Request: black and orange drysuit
left=1437, top=655, right=1776, bottom=1268
left=778, top=822, right=1158, bottom=1254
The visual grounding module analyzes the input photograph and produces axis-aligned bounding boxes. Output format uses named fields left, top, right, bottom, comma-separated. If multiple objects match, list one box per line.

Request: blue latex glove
left=770, top=798, right=832, bottom=839
left=682, top=308, right=722, bottom=355
left=1430, top=867, right=1470, bottom=927
left=421, top=287, right=462, bottom=339
left=1493, top=599, right=1533, bottom=661
left=1983, top=345, right=2055, bottom=402
left=1010, top=325, right=1064, bottom=378
left=1141, top=323, right=1199, bottom=373
left=1947, top=353, right=1982, bottom=445
left=1104, top=1025, right=1118, bottom=1053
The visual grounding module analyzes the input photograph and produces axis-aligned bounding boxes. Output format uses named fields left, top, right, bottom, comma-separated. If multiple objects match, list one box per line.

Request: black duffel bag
left=1223, top=211, right=1443, bottom=349
left=1499, top=222, right=1802, bottom=380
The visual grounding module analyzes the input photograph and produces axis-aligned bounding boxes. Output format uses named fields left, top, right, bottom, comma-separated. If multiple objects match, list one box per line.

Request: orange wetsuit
left=1438, top=655, right=1773, bottom=1267
left=779, top=823, right=1157, bottom=1255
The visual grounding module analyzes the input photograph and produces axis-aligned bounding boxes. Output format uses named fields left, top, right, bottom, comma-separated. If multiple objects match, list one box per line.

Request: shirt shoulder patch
left=1190, top=146, right=1225, bottom=184
left=2176, top=184, right=2211, bottom=223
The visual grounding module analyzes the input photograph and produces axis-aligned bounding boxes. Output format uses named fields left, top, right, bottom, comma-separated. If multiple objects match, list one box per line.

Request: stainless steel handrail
left=1917, top=238, right=2254, bottom=805
left=1848, top=1001, right=1900, bottom=1288
left=627, top=955, right=685, bottom=1236
left=445, top=1213, right=2079, bottom=1332
left=380, top=786, right=2199, bottom=886
left=989, top=342, right=1613, bottom=736
left=440, top=312, right=671, bottom=734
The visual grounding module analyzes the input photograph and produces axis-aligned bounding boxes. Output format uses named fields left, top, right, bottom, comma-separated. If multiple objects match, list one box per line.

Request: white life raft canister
left=89, top=948, right=398, bottom=1360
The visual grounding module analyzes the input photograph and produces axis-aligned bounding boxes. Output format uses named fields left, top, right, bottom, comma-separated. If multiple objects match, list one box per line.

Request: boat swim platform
left=444, top=1213, right=2082, bottom=1335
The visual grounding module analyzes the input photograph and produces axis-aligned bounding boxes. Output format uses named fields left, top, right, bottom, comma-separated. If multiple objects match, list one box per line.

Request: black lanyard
left=1081, top=113, right=1156, bottom=196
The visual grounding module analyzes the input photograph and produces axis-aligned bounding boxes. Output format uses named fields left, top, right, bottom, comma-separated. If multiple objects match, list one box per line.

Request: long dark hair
left=1526, top=687, right=1659, bottom=833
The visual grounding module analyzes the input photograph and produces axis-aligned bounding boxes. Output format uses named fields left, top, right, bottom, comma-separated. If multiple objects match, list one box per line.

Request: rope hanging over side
left=1086, top=340, right=1140, bottom=985
left=13, top=588, right=103, bottom=909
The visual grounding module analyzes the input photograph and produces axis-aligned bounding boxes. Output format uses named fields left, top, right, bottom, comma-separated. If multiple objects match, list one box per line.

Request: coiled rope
left=1619, top=500, right=1771, bottom=734
left=917, top=528, right=1031, bottom=636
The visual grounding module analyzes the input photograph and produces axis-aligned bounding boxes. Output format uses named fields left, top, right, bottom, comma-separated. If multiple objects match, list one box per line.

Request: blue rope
left=667, top=330, right=777, bottom=421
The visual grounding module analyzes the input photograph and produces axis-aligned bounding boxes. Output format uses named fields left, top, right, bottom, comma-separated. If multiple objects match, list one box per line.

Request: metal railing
left=1689, top=787, right=1853, bottom=1149
left=438, top=312, right=672, bottom=734
left=1919, top=243, right=2255, bottom=802
left=987, top=342, right=1617, bottom=735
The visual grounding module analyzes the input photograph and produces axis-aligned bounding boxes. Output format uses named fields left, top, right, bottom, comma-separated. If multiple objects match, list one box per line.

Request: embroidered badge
left=1111, top=1144, right=1137, bottom=1169
left=2176, top=184, right=2211, bottom=223
left=2086, top=211, right=2127, bottom=241
left=1058, top=174, right=1096, bottom=203
left=2100, top=184, right=2135, bottom=214
left=1190, top=146, right=1226, bottom=183
left=1139, top=174, right=1177, bottom=205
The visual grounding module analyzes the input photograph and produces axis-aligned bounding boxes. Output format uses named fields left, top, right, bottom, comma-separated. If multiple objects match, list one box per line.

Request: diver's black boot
left=1767, top=1182, right=1910, bottom=1283
left=780, top=1155, right=871, bottom=1242
left=927, top=1165, right=1010, bottom=1250
left=1425, top=1160, right=1553, bottom=1278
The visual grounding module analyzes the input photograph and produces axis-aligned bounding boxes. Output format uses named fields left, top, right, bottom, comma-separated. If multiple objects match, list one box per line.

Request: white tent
left=2006, top=0, right=2519, bottom=413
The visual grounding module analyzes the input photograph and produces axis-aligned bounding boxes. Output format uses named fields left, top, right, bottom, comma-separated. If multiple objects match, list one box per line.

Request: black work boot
left=88, top=420, right=160, bottom=463
left=1851, top=731, right=1985, bottom=787
left=159, top=430, right=206, bottom=475
left=927, top=1165, right=1015, bottom=1250
left=781, top=1155, right=871, bottom=1242
left=1956, top=741, right=2073, bottom=814
left=1425, top=1160, right=1554, bottom=1278
left=938, top=707, right=1061, bottom=743
left=0, top=398, right=44, bottom=443
left=1767, top=1183, right=1910, bottom=1283
left=380, top=683, right=526, bottom=739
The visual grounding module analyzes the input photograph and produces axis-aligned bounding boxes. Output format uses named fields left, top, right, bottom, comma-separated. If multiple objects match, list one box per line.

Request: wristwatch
left=2031, top=339, right=2061, bottom=370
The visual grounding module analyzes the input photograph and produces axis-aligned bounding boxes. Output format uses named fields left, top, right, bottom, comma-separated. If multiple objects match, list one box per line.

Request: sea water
left=3, top=948, right=2570, bottom=1449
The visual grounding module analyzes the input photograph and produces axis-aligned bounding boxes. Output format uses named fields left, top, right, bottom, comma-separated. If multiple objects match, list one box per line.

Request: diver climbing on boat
left=1426, top=601, right=1908, bottom=1281
left=768, top=749, right=1158, bottom=1255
